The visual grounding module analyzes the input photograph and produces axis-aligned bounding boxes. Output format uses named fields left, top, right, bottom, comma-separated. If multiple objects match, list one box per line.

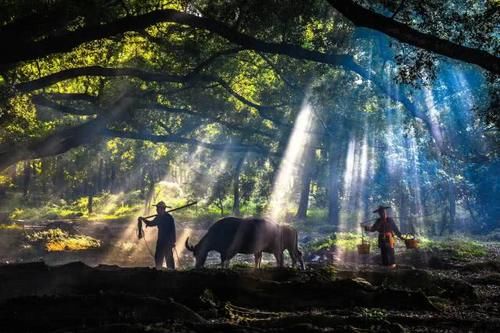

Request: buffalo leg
left=289, top=249, right=305, bottom=270
left=254, top=252, right=262, bottom=268
left=274, top=251, right=284, bottom=268
left=221, top=252, right=233, bottom=269
left=220, top=253, right=225, bottom=268
left=297, top=249, right=305, bottom=270
left=289, top=249, right=297, bottom=268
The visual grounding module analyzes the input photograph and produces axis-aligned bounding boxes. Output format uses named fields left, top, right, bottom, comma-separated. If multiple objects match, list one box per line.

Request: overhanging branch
left=17, top=66, right=288, bottom=128
left=101, top=129, right=270, bottom=154
left=327, top=0, right=499, bottom=74
left=6, top=7, right=448, bottom=144
left=15, top=66, right=186, bottom=92
left=32, top=95, right=97, bottom=116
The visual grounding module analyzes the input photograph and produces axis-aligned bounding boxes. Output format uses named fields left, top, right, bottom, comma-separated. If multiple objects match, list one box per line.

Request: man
left=139, top=201, right=176, bottom=270
left=364, top=205, right=403, bottom=268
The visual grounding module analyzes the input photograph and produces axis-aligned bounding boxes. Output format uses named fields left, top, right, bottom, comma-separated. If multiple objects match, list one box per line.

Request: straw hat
left=372, top=205, right=391, bottom=213
left=153, top=201, right=171, bottom=208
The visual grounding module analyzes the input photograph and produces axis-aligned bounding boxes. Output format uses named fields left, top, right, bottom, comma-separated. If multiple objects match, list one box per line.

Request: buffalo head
left=185, top=237, right=207, bottom=268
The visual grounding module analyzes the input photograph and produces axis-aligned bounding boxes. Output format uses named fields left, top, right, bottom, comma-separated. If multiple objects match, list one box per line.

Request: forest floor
left=0, top=218, right=499, bottom=332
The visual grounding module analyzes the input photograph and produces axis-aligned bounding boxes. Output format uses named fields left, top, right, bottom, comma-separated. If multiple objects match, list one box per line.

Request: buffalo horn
left=185, top=237, right=194, bottom=251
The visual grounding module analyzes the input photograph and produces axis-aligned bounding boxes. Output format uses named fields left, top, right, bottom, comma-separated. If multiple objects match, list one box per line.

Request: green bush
left=419, top=236, right=487, bottom=259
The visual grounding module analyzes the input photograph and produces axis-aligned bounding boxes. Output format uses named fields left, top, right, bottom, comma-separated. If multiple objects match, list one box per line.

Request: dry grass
left=26, top=228, right=101, bottom=252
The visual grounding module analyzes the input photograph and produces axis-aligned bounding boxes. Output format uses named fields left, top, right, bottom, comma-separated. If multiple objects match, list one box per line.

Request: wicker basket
left=404, top=238, right=419, bottom=249
left=357, top=242, right=371, bottom=255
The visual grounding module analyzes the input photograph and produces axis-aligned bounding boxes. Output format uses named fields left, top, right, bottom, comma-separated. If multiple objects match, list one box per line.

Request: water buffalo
left=185, top=217, right=282, bottom=268
left=255, top=224, right=304, bottom=270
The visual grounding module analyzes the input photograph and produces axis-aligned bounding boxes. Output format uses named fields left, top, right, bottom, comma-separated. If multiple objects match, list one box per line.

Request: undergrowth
left=419, top=236, right=487, bottom=259
left=26, top=228, right=101, bottom=251
left=306, top=232, right=488, bottom=259
left=306, top=232, right=377, bottom=252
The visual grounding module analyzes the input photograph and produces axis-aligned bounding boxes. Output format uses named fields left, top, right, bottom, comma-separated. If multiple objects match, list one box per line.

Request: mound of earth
left=0, top=261, right=499, bottom=332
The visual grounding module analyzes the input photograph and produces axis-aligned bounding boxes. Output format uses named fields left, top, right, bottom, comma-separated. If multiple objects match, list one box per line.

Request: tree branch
left=391, top=0, right=406, bottom=19
left=34, top=92, right=278, bottom=139
left=6, top=8, right=435, bottom=131
left=185, top=47, right=245, bottom=79
left=3, top=7, right=497, bottom=74
left=6, top=6, right=445, bottom=141
left=43, top=92, right=99, bottom=104
left=15, top=66, right=186, bottom=92
left=0, top=9, right=352, bottom=70
left=0, top=118, right=103, bottom=171
left=0, top=95, right=274, bottom=171
left=17, top=65, right=288, bottom=128
left=145, top=103, right=275, bottom=138
left=327, top=0, right=499, bottom=74
left=257, top=53, right=298, bottom=91
left=32, top=95, right=98, bottom=116
left=101, top=129, right=270, bottom=154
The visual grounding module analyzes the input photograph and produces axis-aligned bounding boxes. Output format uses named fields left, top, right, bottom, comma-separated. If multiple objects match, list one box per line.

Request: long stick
left=142, top=201, right=198, bottom=219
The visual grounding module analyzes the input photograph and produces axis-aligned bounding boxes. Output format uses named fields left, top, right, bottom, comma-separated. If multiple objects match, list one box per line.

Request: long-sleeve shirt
left=369, top=217, right=402, bottom=247
left=145, top=213, right=176, bottom=246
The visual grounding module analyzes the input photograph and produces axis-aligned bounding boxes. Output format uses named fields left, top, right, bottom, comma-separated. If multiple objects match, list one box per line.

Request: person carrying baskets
left=364, top=205, right=403, bottom=268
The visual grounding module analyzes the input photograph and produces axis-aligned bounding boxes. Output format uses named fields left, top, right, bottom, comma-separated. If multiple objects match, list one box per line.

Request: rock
left=351, top=277, right=375, bottom=289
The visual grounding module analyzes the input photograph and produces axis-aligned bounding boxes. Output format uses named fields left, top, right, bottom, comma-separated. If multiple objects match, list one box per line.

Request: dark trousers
left=380, top=241, right=395, bottom=266
left=155, top=241, right=175, bottom=270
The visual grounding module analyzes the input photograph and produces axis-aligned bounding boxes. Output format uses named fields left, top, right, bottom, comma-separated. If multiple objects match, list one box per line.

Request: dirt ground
left=1, top=219, right=500, bottom=332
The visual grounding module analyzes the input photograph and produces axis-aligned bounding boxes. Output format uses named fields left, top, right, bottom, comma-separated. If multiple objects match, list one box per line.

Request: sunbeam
left=267, top=100, right=317, bottom=221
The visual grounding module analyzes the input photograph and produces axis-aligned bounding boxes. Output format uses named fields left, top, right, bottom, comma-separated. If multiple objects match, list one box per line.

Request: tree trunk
left=465, top=197, right=478, bottom=225
left=398, top=185, right=410, bottom=234
left=110, top=163, right=116, bottom=192
left=448, top=181, right=456, bottom=234
left=144, top=172, right=155, bottom=216
left=439, top=200, right=450, bottom=236
left=22, top=161, right=31, bottom=199
left=105, top=162, right=111, bottom=191
left=218, top=200, right=224, bottom=216
left=232, top=156, right=244, bottom=216
left=53, top=156, right=65, bottom=197
left=327, top=140, right=344, bottom=227
left=97, top=159, right=103, bottom=193
left=296, top=146, right=315, bottom=220
left=40, top=159, right=48, bottom=195
left=87, top=193, right=93, bottom=215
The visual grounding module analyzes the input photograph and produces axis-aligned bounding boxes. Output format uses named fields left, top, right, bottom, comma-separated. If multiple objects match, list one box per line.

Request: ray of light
left=267, top=101, right=317, bottom=221
left=422, top=88, right=445, bottom=147
left=174, top=227, right=193, bottom=268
